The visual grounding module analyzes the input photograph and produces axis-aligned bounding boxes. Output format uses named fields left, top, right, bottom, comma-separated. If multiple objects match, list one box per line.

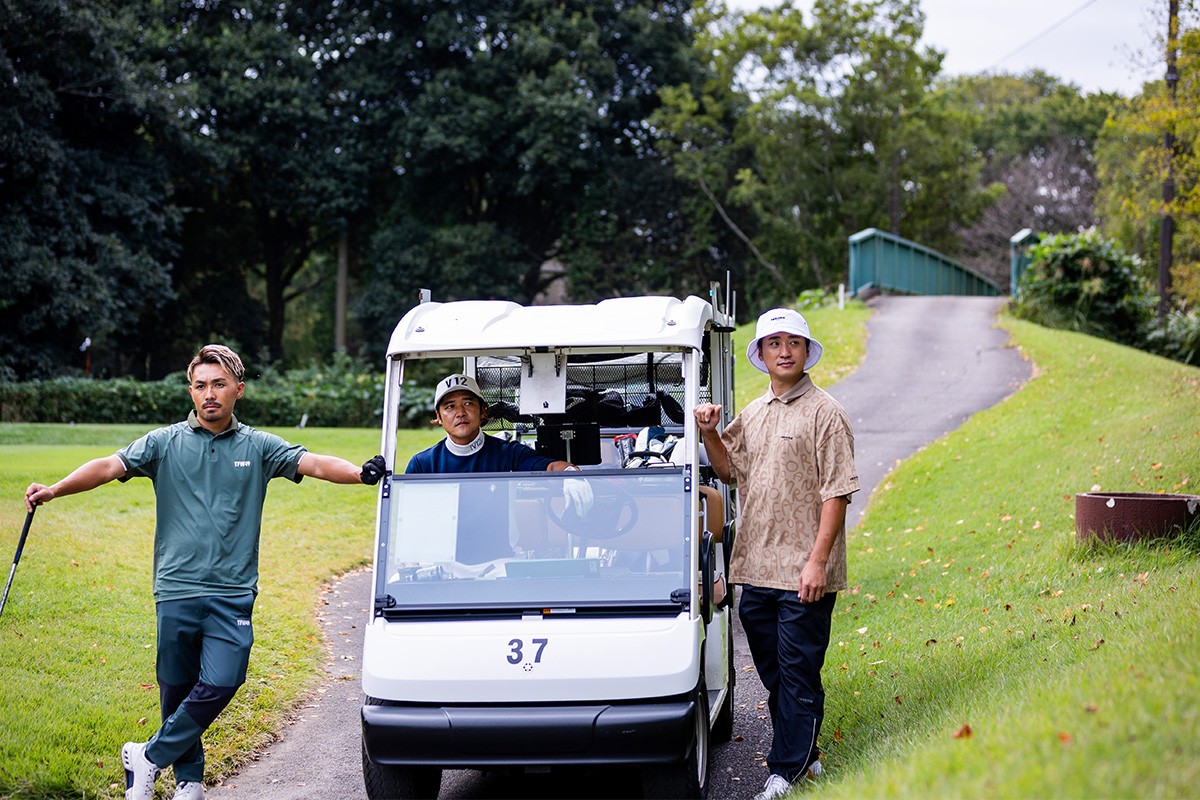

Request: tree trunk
left=336, top=231, right=349, bottom=352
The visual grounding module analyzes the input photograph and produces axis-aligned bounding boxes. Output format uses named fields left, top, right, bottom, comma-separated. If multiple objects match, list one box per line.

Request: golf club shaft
left=0, top=508, right=36, bottom=618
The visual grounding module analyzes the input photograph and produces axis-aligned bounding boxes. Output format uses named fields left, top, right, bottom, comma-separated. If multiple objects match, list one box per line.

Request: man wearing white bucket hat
left=695, top=307, right=859, bottom=800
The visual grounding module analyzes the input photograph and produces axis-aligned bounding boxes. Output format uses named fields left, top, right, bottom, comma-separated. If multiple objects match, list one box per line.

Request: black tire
left=362, top=740, right=442, bottom=800
left=641, top=682, right=710, bottom=799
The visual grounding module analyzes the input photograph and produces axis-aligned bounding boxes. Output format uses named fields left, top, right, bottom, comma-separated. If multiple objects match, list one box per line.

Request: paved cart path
left=208, top=295, right=1029, bottom=800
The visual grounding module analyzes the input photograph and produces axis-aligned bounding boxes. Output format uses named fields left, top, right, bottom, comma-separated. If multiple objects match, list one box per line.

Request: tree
left=125, top=0, right=391, bottom=364
left=352, top=0, right=705, bottom=354
left=945, top=71, right=1122, bottom=289
left=0, top=0, right=177, bottom=379
left=654, top=0, right=990, bottom=311
left=1096, top=15, right=1200, bottom=307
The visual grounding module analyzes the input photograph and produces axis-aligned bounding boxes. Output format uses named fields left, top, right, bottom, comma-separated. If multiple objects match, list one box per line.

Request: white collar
left=445, top=430, right=486, bottom=457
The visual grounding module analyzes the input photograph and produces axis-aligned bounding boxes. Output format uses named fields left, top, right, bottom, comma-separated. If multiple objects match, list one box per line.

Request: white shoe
left=121, top=742, right=160, bottom=800
left=806, top=759, right=824, bottom=780
left=753, top=773, right=793, bottom=800
left=173, top=780, right=206, bottom=800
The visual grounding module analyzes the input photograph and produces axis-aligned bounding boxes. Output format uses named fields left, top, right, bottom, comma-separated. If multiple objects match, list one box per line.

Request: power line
left=989, top=0, right=1104, bottom=68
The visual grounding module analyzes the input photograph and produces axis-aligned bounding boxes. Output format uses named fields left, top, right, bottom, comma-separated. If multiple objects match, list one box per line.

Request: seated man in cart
left=405, top=374, right=592, bottom=563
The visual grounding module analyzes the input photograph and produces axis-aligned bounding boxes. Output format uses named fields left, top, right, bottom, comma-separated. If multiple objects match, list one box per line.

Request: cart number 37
left=507, top=638, right=548, bottom=665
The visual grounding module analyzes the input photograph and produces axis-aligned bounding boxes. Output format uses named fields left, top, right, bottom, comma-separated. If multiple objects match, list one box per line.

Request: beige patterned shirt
left=721, top=374, right=859, bottom=592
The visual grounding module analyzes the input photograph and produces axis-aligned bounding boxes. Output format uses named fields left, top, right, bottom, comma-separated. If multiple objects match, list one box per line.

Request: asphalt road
left=208, top=295, right=1030, bottom=800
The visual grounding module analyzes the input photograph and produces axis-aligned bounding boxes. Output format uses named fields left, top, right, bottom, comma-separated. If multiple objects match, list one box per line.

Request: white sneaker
left=121, top=742, right=160, bottom=800
left=806, top=759, right=824, bottom=780
left=173, top=780, right=206, bottom=800
left=753, top=773, right=793, bottom=800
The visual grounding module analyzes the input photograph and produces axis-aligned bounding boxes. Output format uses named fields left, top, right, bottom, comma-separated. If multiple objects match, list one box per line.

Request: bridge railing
left=1009, top=228, right=1040, bottom=296
left=848, top=228, right=1001, bottom=297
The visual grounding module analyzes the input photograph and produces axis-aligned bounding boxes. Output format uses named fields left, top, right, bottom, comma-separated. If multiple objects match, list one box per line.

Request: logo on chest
left=233, top=460, right=252, bottom=468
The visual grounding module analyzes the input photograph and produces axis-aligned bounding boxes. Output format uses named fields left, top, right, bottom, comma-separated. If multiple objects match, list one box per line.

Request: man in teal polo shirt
left=24, top=344, right=388, bottom=800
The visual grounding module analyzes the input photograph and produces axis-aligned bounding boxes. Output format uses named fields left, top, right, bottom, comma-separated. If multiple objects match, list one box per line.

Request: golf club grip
left=13, top=509, right=35, bottom=562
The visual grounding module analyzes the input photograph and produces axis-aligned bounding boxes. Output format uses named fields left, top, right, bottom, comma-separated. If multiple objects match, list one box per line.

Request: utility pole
left=1159, top=0, right=1179, bottom=320
left=335, top=230, right=349, bottom=353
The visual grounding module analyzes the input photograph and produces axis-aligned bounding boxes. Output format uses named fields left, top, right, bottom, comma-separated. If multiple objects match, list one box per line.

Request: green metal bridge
left=848, top=228, right=1003, bottom=297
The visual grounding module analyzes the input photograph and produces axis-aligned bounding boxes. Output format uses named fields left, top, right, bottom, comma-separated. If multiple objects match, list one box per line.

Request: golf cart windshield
left=375, top=468, right=691, bottom=615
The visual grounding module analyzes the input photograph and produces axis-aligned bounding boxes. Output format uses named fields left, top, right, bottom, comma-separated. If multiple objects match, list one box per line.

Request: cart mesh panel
left=474, top=353, right=707, bottom=433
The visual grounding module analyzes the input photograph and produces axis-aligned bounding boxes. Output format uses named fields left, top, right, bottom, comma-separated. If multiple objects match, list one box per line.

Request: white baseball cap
left=433, top=374, right=485, bottom=408
left=746, top=308, right=824, bottom=374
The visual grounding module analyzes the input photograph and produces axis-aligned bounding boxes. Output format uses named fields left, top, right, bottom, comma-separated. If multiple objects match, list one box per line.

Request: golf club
left=0, top=507, right=36, bottom=619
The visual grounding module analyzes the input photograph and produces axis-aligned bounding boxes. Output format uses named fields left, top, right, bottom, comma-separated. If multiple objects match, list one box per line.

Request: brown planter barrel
left=1075, top=492, right=1200, bottom=543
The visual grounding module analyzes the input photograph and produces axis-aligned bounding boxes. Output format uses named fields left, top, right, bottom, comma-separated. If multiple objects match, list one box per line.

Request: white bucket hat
left=433, top=374, right=485, bottom=408
left=746, top=308, right=824, bottom=374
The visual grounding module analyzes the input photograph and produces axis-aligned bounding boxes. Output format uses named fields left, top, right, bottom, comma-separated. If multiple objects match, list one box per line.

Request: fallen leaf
left=952, top=724, right=972, bottom=739
left=1058, top=731, right=1073, bottom=745
left=833, top=728, right=844, bottom=743
left=1083, top=702, right=1098, bottom=713
left=1089, top=639, right=1105, bottom=651
left=894, top=695, right=903, bottom=705
left=137, top=717, right=148, bottom=726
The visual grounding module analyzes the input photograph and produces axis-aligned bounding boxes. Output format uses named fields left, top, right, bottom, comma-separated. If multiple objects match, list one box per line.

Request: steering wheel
left=550, top=483, right=639, bottom=539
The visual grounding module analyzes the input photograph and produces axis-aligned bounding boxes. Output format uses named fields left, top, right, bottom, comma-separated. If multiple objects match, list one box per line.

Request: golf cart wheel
left=361, top=740, right=441, bottom=800
left=641, top=681, right=710, bottom=799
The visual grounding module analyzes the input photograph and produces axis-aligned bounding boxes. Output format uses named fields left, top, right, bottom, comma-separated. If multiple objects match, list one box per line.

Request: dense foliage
left=1012, top=231, right=1156, bottom=346
left=1095, top=13, right=1200, bottom=310
left=3, top=0, right=1194, bottom=382
left=0, top=0, right=179, bottom=380
left=0, top=357, right=438, bottom=427
left=944, top=71, right=1123, bottom=289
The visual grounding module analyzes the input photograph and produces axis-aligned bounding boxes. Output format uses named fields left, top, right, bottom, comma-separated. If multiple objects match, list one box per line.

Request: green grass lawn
left=816, top=314, right=1200, bottom=799
left=0, top=425, right=441, bottom=799
left=2, top=301, right=1198, bottom=799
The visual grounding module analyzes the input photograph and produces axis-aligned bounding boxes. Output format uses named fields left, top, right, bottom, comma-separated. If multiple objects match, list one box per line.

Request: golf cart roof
left=387, top=295, right=721, bottom=358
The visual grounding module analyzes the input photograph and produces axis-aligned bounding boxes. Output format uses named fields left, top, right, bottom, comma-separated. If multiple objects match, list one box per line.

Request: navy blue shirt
left=405, top=436, right=552, bottom=474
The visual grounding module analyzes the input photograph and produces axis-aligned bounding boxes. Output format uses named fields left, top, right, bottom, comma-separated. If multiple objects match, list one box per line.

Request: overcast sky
left=725, top=0, right=1169, bottom=96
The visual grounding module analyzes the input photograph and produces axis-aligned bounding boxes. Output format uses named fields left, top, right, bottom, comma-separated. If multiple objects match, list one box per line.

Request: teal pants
left=144, top=594, right=254, bottom=783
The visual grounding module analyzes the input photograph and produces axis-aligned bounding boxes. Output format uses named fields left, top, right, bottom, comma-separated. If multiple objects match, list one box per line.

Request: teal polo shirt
left=117, top=411, right=307, bottom=602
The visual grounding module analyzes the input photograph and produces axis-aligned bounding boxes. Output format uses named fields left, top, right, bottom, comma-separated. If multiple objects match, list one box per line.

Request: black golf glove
left=360, top=455, right=388, bottom=485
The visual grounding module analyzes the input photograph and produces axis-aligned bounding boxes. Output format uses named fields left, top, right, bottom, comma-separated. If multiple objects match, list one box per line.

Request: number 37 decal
left=507, top=638, right=548, bottom=666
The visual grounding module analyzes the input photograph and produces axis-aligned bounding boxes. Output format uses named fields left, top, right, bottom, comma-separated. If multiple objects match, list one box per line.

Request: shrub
left=1144, top=307, right=1200, bottom=366
left=0, top=355, right=437, bottom=428
left=1013, top=230, right=1155, bottom=346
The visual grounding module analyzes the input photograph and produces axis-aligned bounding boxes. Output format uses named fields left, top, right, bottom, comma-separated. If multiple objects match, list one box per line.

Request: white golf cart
left=361, top=287, right=738, bottom=799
